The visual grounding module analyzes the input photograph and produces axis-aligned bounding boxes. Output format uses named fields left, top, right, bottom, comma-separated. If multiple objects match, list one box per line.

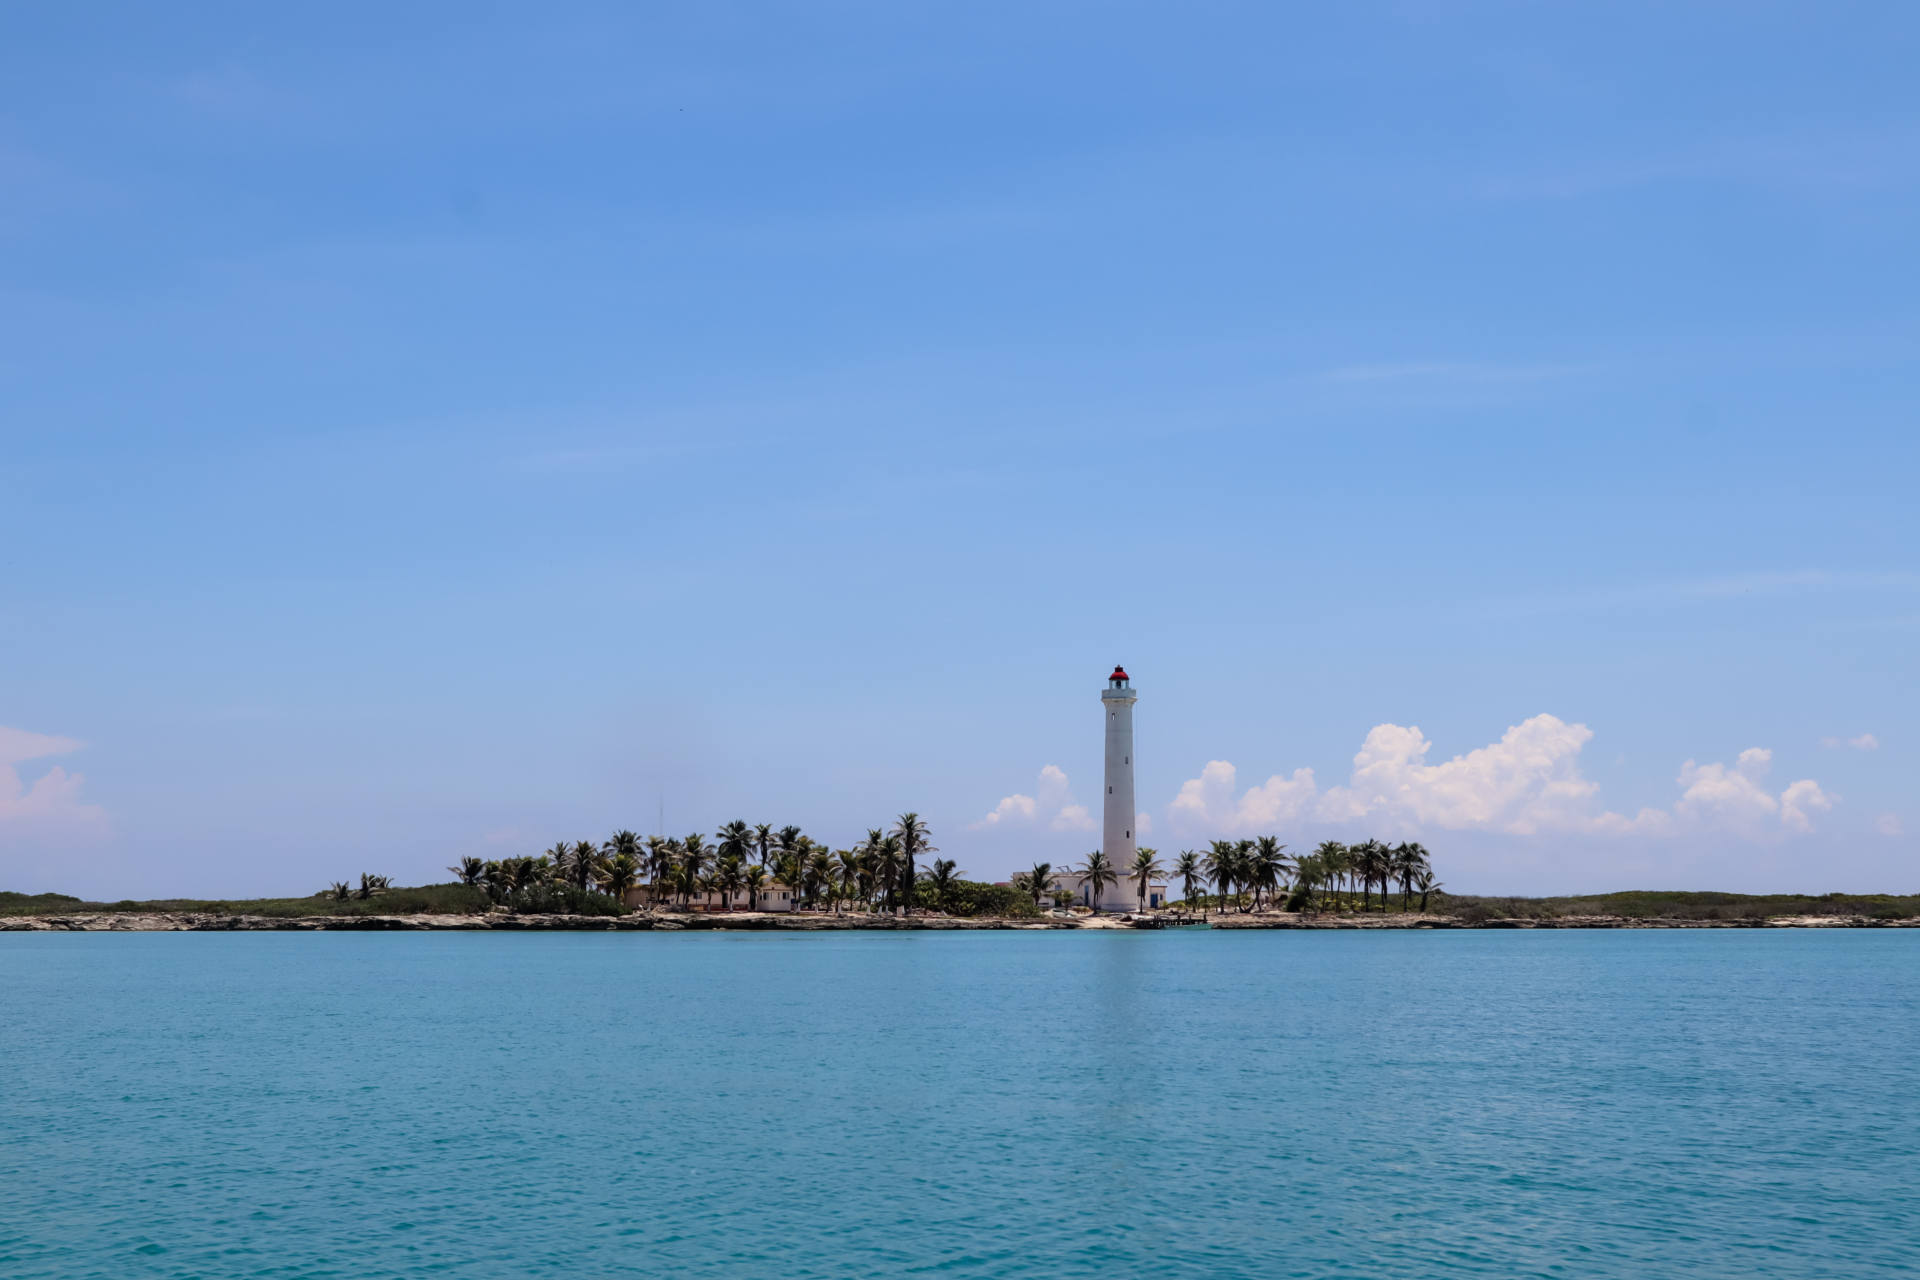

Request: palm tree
left=1203, top=840, right=1238, bottom=913
left=1130, top=847, right=1165, bottom=913
left=481, top=859, right=514, bottom=903
left=1347, top=839, right=1374, bottom=910
left=679, top=834, right=711, bottom=907
left=834, top=848, right=861, bottom=914
left=775, top=824, right=804, bottom=869
left=753, top=822, right=774, bottom=869
left=919, top=858, right=961, bottom=914
left=712, top=855, right=746, bottom=911
left=448, top=856, right=485, bottom=886
left=1173, top=850, right=1206, bottom=916
left=769, top=848, right=801, bottom=909
left=892, top=813, right=934, bottom=916
left=1415, top=868, right=1441, bottom=912
left=328, top=880, right=352, bottom=901
left=852, top=843, right=879, bottom=911
left=644, top=836, right=675, bottom=907
left=716, top=820, right=753, bottom=871
left=510, top=857, right=540, bottom=895
left=1022, top=861, right=1054, bottom=910
left=1395, top=842, right=1429, bottom=910
left=1367, top=839, right=1395, bottom=910
left=602, top=830, right=641, bottom=893
left=1314, top=841, right=1349, bottom=912
left=600, top=851, right=640, bottom=906
left=1250, top=836, right=1288, bottom=912
left=803, top=848, right=834, bottom=910
left=1078, top=850, right=1118, bottom=913
left=863, top=830, right=901, bottom=913
left=565, top=840, right=597, bottom=892
left=743, top=864, right=767, bottom=911
left=673, top=860, right=702, bottom=906
left=1290, top=852, right=1320, bottom=909
left=1233, top=839, right=1256, bottom=908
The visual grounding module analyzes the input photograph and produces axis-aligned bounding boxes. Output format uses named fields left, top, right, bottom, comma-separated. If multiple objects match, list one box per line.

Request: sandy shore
left=4, top=910, right=1916, bottom=932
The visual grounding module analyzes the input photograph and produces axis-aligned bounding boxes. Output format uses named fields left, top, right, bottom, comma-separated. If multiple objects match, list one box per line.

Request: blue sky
left=3, top=2, right=1915, bottom=898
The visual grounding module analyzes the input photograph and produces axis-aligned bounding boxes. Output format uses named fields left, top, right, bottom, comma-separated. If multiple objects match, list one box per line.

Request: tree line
left=446, top=815, right=952, bottom=915
left=1007, top=838, right=1440, bottom=916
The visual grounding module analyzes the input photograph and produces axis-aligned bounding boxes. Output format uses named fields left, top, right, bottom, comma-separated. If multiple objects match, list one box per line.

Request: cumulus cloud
left=1675, top=749, right=1835, bottom=835
left=1317, top=716, right=1613, bottom=835
left=1171, top=760, right=1318, bottom=831
left=1820, top=733, right=1880, bottom=751
left=1167, top=715, right=1832, bottom=840
left=0, top=726, right=107, bottom=830
left=1778, top=780, right=1835, bottom=834
left=1052, top=804, right=1094, bottom=832
left=973, top=764, right=1096, bottom=832
left=1674, top=749, right=1781, bottom=828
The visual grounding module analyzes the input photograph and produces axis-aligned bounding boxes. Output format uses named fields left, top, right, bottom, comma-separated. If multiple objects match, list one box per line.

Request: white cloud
left=1673, top=749, right=1834, bottom=835
left=1675, top=749, right=1780, bottom=828
left=1778, top=780, right=1835, bottom=834
left=977, top=792, right=1037, bottom=826
left=1876, top=813, right=1903, bottom=837
left=1317, top=716, right=1611, bottom=836
left=1052, top=804, right=1095, bottom=832
left=1171, top=760, right=1318, bottom=831
left=1134, top=812, right=1152, bottom=837
left=973, top=765, right=1095, bottom=832
left=1821, top=733, right=1880, bottom=751
left=0, top=726, right=107, bottom=830
left=1167, top=715, right=1833, bottom=840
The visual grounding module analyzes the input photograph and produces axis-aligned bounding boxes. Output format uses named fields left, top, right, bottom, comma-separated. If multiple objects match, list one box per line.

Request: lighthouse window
left=1108, top=786, right=1112, bottom=794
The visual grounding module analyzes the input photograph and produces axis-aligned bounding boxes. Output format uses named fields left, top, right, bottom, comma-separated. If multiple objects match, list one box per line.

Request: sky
left=3, top=2, right=1916, bottom=899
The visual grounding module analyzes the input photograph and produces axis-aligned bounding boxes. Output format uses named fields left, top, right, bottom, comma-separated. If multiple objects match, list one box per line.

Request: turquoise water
left=3, top=931, right=1916, bottom=1278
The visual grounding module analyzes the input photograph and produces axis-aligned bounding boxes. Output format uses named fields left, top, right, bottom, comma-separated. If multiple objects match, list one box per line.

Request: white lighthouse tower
left=1097, top=664, right=1139, bottom=912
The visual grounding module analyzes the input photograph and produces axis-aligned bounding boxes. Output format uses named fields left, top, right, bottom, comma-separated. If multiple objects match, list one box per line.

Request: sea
left=3, top=929, right=1916, bottom=1278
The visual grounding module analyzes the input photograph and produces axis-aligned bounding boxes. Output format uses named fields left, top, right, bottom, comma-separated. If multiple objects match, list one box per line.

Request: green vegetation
left=0, top=883, right=489, bottom=918
left=1077, top=849, right=1118, bottom=912
left=1173, top=837, right=1437, bottom=915
left=0, top=891, right=83, bottom=913
left=427, top=816, right=959, bottom=917
left=1011, top=862, right=1068, bottom=911
left=1435, top=890, right=1920, bottom=923
left=1130, top=847, right=1166, bottom=914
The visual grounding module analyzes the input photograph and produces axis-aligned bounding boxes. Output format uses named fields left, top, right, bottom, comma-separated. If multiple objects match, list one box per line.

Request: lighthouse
left=1099, top=665, right=1139, bottom=911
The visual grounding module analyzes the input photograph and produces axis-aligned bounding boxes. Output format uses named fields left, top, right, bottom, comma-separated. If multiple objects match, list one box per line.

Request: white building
left=624, top=883, right=800, bottom=912
left=1042, top=869, right=1169, bottom=912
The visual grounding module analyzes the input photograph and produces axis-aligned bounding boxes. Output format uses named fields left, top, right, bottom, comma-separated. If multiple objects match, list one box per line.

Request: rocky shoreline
left=4, top=910, right=1917, bottom=932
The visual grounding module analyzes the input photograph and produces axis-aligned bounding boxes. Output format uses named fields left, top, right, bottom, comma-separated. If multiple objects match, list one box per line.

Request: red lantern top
left=1110, top=666, right=1130, bottom=682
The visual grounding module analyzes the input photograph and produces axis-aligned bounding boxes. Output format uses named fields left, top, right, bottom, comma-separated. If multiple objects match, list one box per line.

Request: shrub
left=505, top=885, right=625, bottom=916
left=938, top=880, right=1039, bottom=918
